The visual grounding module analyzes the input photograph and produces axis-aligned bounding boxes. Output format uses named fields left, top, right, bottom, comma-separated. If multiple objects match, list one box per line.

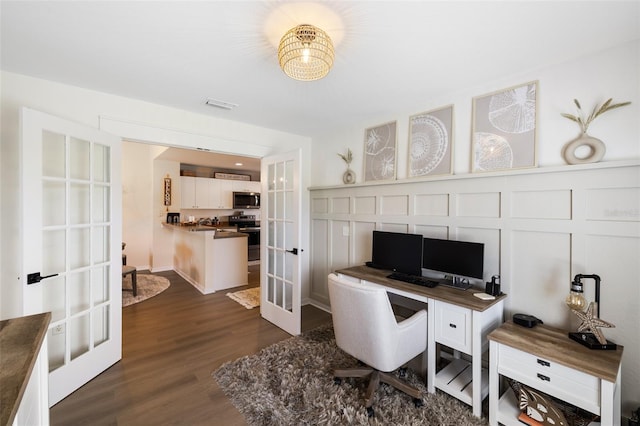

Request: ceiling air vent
left=205, top=98, right=238, bottom=110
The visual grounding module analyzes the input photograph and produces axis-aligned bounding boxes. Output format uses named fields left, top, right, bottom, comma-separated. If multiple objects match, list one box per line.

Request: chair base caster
left=366, top=406, right=374, bottom=417
left=413, top=398, right=424, bottom=408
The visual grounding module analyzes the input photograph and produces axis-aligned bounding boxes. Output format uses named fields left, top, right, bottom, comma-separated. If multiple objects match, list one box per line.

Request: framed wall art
left=408, top=105, right=454, bottom=177
left=364, top=120, right=397, bottom=182
left=163, top=176, right=172, bottom=206
left=471, top=81, right=538, bottom=172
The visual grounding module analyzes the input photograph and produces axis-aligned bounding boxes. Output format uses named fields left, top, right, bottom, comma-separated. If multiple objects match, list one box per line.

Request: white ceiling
left=2, top=1, right=639, bottom=168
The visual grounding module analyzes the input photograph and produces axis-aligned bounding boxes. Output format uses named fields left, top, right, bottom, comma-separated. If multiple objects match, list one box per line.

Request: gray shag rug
left=122, top=274, right=170, bottom=307
left=213, top=324, right=488, bottom=425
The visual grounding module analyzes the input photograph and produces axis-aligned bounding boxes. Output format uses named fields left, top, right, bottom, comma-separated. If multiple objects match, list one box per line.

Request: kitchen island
left=168, top=224, right=248, bottom=294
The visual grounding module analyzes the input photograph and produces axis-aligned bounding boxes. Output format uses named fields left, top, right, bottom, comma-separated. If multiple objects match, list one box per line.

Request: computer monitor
left=370, top=231, right=423, bottom=276
left=422, top=237, right=484, bottom=280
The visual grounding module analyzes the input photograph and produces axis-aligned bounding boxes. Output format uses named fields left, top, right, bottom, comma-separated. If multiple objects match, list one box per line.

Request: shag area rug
left=226, top=287, right=260, bottom=309
left=213, top=324, right=488, bottom=425
left=122, top=274, right=170, bottom=307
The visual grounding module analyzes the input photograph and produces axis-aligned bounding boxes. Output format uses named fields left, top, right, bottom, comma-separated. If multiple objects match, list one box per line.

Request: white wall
left=0, top=71, right=311, bottom=320
left=310, top=40, right=639, bottom=187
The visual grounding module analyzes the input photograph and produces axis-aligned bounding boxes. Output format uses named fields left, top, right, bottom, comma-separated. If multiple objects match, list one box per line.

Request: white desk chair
left=328, top=272, right=428, bottom=417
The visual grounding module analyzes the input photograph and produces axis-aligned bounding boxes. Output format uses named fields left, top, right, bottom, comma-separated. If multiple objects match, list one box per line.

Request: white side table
left=488, top=321, right=623, bottom=426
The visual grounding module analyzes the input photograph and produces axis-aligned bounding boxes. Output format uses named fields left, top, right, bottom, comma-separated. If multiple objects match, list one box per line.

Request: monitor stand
left=438, top=276, right=472, bottom=291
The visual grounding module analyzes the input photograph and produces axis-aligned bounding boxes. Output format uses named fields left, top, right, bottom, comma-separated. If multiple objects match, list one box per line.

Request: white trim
left=98, top=115, right=271, bottom=158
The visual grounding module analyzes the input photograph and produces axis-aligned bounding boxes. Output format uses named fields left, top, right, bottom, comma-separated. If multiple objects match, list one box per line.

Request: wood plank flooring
left=50, top=266, right=332, bottom=425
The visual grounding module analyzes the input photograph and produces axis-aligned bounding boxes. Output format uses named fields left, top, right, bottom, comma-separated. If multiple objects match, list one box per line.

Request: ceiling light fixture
left=278, top=24, right=334, bottom=81
left=205, top=98, right=238, bottom=110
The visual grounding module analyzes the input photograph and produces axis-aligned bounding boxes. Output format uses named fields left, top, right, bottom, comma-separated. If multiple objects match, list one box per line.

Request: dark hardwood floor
left=50, top=265, right=332, bottom=425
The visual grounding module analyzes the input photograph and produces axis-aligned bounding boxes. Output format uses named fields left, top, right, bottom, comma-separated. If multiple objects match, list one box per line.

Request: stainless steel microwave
left=233, top=192, right=260, bottom=209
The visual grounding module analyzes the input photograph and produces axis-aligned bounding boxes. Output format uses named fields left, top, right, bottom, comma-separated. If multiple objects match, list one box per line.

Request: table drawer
left=434, top=301, right=471, bottom=353
left=498, top=344, right=600, bottom=413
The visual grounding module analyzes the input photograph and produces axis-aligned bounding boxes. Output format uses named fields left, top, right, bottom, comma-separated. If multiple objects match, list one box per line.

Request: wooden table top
left=489, top=321, right=624, bottom=383
left=0, top=312, right=51, bottom=426
left=335, top=265, right=506, bottom=312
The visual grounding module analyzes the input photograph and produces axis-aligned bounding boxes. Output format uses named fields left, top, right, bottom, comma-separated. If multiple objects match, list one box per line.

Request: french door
left=260, top=150, right=301, bottom=335
left=21, top=108, right=122, bottom=405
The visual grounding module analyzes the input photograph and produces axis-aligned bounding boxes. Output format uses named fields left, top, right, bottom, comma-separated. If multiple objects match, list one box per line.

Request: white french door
left=260, top=150, right=301, bottom=335
left=21, top=108, right=122, bottom=406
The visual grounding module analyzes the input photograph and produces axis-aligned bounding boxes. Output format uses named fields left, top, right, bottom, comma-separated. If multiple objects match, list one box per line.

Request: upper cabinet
left=182, top=176, right=260, bottom=209
left=181, top=176, right=214, bottom=209
left=209, top=179, right=234, bottom=209
left=233, top=180, right=261, bottom=193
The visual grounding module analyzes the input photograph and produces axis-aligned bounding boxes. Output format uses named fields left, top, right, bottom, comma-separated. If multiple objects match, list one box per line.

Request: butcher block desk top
left=0, top=312, right=51, bottom=426
left=488, top=320, right=623, bottom=383
left=336, top=265, right=506, bottom=312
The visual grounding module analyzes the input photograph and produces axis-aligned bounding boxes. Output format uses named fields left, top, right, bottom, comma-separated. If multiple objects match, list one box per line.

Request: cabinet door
left=232, top=180, right=260, bottom=193
left=208, top=179, right=221, bottom=208
left=181, top=176, right=197, bottom=208
left=218, top=180, right=234, bottom=209
left=195, top=177, right=211, bottom=208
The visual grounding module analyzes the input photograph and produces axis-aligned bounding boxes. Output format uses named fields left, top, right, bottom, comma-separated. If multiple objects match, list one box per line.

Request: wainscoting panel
left=511, top=189, right=572, bottom=220
left=331, top=197, right=350, bottom=214
left=311, top=197, right=328, bottom=214
left=510, top=230, right=571, bottom=326
left=456, top=192, right=501, bottom=218
left=414, top=193, right=449, bottom=217
left=310, top=219, right=328, bottom=302
left=308, top=161, right=640, bottom=409
left=585, top=187, right=640, bottom=222
left=380, top=195, right=409, bottom=216
left=354, top=196, right=376, bottom=215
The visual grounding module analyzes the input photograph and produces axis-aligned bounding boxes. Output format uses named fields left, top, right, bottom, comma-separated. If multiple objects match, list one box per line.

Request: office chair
left=328, top=273, right=428, bottom=417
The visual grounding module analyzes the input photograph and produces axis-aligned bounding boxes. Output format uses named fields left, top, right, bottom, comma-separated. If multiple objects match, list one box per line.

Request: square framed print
left=364, top=121, right=397, bottom=181
left=408, top=105, right=454, bottom=177
left=471, top=81, right=538, bottom=172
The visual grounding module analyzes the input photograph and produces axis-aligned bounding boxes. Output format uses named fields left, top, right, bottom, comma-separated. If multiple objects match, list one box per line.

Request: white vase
left=342, top=168, right=356, bottom=184
left=562, top=132, right=606, bottom=165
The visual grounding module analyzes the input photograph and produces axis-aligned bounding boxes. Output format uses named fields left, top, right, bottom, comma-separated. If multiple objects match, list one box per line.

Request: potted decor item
left=560, top=98, right=630, bottom=164
left=338, top=148, right=356, bottom=184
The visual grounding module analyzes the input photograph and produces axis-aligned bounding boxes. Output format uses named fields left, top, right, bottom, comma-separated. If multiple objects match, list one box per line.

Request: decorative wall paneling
left=309, top=160, right=639, bottom=410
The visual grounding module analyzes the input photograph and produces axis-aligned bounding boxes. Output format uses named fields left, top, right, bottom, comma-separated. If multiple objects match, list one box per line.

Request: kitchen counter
left=164, top=223, right=243, bottom=236
left=168, top=223, right=248, bottom=293
left=1, top=312, right=51, bottom=426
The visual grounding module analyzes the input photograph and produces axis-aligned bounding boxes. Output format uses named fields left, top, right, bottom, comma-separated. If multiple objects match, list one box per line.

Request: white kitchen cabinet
left=181, top=176, right=211, bottom=209
left=172, top=227, right=248, bottom=293
left=232, top=180, right=261, bottom=193
left=209, top=179, right=233, bottom=209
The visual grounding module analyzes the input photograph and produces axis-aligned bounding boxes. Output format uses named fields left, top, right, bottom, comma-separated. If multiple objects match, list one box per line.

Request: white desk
left=488, top=321, right=623, bottom=426
left=336, top=265, right=506, bottom=417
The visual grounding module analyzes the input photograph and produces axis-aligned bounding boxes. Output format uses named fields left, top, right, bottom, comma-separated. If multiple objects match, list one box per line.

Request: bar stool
left=122, top=265, right=137, bottom=297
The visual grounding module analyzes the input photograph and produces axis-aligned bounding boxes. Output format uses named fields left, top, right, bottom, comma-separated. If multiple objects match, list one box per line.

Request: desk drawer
left=498, top=344, right=600, bottom=413
left=434, top=301, right=471, bottom=353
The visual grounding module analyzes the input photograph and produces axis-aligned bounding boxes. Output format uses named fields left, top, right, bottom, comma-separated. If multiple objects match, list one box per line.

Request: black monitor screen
left=422, top=238, right=484, bottom=279
left=371, top=231, right=423, bottom=276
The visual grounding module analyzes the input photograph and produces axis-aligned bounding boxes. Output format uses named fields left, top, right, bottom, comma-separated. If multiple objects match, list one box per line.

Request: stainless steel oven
left=229, top=215, right=260, bottom=261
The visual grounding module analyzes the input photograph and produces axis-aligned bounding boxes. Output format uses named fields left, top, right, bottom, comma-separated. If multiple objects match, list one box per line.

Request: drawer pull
left=537, top=359, right=550, bottom=367
left=449, top=323, right=457, bottom=328
left=537, top=373, right=551, bottom=382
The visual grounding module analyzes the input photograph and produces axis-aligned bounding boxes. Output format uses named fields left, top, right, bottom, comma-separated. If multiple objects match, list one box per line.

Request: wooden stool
left=122, top=265, right=137, bottom=297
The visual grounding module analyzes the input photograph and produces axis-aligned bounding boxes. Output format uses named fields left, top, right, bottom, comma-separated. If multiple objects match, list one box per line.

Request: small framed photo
left=471, top=81, right=538, bottom=172
left=408, top=105, right=454, bottom=177
left=364, top=121, right=397, bottom=182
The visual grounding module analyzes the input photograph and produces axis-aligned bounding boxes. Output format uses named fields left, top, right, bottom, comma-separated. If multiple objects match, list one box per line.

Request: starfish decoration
left=571, top=302, right=615, bottom=345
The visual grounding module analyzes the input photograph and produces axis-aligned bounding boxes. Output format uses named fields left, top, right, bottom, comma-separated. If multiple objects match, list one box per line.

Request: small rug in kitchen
left=226, top=287, right=260, bottom=309
left=122, top=274, right=170, bottom=307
